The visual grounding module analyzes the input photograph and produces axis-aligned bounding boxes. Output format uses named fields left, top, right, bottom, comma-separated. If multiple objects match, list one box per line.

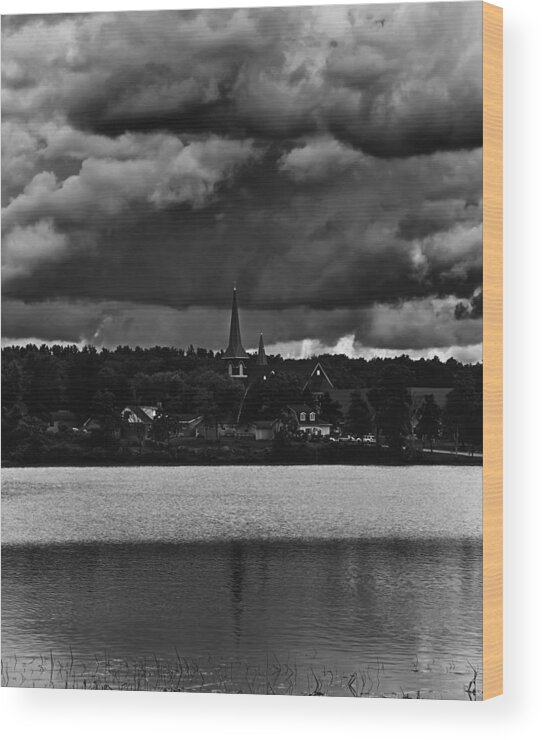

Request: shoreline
left=0, top=650, right=481, bottom=700
left=2, top=435, right=482, bottom=469
left=2, top=456, right=482, bottom=468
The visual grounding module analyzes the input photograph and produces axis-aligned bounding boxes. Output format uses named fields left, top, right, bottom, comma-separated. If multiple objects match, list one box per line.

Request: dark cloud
left=1, top=4, right=483, bottom=357
left=2, top=5, right=482, bottom=157
left=455, top=291, right=483, bottom=320
left=2, top=147, right=482, bottom=311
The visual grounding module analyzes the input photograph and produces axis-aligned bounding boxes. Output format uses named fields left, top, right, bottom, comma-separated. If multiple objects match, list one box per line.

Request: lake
left=1, top=465, right=482, bottom=699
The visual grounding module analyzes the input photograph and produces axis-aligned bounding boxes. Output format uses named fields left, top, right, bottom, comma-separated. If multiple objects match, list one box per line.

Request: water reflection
left=230, top=542, right=248, bottom=641
left=2, top=537, right=482, bottom=698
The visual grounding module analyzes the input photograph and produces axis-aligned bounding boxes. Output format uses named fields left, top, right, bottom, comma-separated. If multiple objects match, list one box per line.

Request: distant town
left=2, top=289, right=482, bottom=467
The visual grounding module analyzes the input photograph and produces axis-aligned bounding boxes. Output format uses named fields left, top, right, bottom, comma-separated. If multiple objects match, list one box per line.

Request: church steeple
left=224, top=287, right=248, bottom=359
left=257, top=333, right=267, bottom=366
left=224, top=286, right=249, bottom=378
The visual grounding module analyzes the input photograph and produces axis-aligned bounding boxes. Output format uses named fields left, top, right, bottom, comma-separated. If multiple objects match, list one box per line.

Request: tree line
left=1, top=343, right=482, bottom=463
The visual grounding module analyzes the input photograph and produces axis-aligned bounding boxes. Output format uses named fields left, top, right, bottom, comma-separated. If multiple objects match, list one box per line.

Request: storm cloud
left=2, top=4, right=483, bottom=359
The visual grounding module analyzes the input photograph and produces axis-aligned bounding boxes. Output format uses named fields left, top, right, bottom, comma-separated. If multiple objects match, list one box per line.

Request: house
left=301, top=361, right=453, bottom=424
left=216, top=414, right=240, bottom=439
left=176, top=413, right=205, bottom=437
left=286, top=404, right=332, bottom=437
left=302, top=360, right=334, bottom=399
left=122, top=405, right=159, bottom=425
left=251, top=420, right=279, bottom=441
left=120, top=405, right=158, bottom=440
left=201, top=414, right=278, bottom=442
left=201, top=414, right=253, bottom=441
left=47, top=410, right=77, bottom=434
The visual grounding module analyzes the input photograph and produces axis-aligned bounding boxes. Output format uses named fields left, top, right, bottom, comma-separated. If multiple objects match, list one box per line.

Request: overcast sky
left=1, top=3, right=483, bottom=360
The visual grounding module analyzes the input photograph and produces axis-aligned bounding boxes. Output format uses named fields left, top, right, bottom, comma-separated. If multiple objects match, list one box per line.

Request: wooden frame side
left=482, top=1, right=503, bottom=700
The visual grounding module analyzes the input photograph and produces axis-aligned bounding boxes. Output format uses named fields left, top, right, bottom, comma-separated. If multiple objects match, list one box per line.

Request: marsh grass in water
left=1, top=651, right=481, bottom=700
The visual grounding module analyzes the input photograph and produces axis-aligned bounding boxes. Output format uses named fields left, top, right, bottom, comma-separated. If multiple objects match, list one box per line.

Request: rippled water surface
left=2, top=466, right=482, bottom=699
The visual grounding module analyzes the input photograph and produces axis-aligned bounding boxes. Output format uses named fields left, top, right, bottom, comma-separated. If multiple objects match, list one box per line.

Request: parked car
left=362, top=434, right=376, bottom=444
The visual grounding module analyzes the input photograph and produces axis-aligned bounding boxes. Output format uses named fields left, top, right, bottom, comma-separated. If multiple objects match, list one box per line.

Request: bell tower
left=223, top=286, right=249, bottom=379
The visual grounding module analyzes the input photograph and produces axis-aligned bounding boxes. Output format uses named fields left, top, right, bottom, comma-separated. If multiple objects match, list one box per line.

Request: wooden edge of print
left=482, top=1, right=503, bottom=701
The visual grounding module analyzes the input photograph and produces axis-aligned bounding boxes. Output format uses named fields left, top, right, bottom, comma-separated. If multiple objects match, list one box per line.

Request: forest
left=1, top=343, right=482, bottom=465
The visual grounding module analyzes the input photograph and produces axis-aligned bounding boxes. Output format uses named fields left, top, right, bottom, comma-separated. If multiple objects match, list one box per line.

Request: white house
left=286, top=404, right=332, bottom=437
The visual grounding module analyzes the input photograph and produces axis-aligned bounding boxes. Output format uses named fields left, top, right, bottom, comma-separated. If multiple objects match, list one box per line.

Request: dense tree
left=368, top=366, right=413, bottom=453
left=2, top=406, right=47, bottom=461
left=443, top=378, right=482, bottom=450
left=319, top=392, right=343, bottom=427
left=2, top=361, right=23, bottom=408
left=22, top=351, right=63, bottom=414
left=415, top=394, right=441, bottom=452
left=344, top=393, right=372, bottom=437
left=90, top=390, right=120, bottom=441
left=151, top=407, right=177, bottom=447
left=65, top=346, right=100, bottom=416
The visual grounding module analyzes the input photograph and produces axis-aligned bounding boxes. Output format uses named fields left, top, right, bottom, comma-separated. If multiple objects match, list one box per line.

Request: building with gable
left=223, top=287, right=269, bottom=381
left=286, top=404, right=332, bottom=437
left=303, top=360, right=334, bottom=400
left=301, top=360, right=453, bottom=428
left=121, top=405, right=159, bottom=440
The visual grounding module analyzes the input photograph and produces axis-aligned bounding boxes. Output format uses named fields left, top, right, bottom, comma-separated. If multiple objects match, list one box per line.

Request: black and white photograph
left=2, top=2, right=485, bottom=700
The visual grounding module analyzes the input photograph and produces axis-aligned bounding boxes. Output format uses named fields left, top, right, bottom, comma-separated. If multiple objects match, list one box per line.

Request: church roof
left=257, top=333, right=267, bottom=365
left=224, top=288, right=249, bottom=359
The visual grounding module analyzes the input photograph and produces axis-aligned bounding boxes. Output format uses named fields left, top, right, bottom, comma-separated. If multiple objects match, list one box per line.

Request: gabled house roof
left=176, top=413, right=204, bottom=424
left=303, top=361, right=334, bottom=392
left=288, top=403, right=315, bottom=416
left=122, top=405, right=158, bottom=424
left=83, top=417, right=102, bottom=428
left=287, top=404, right=331, bottom=426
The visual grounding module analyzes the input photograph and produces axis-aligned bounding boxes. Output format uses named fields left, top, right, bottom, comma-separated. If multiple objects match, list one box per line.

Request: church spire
left=257, top=333, right=267, bottom=366
left=224, top=286, right=249, bottom=360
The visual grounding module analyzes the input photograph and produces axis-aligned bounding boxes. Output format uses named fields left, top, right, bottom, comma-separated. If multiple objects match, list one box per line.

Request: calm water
left=1, top=466, right=482, bottom=699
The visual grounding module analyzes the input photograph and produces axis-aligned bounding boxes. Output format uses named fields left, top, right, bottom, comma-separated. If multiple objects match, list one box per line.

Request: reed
left=0, top=651, right=481, bottom=699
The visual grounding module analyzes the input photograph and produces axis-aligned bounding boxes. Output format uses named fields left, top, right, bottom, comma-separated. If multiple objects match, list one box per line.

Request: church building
left=223, top=287, right=268, bottom=380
